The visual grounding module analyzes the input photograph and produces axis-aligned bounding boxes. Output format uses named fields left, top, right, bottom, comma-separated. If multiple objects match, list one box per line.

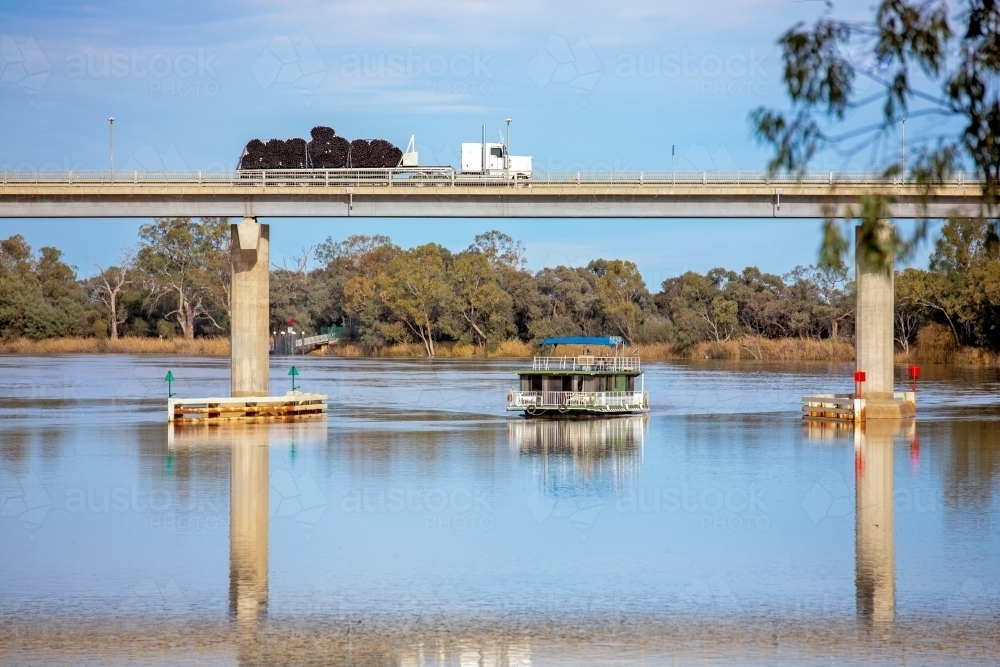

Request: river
left=1, top=355, right=998, bottom=665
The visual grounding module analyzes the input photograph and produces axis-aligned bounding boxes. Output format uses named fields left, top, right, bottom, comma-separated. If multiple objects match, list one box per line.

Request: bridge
left=0, top=168, right=984, bottom=218
left=3, top=168, right=980, bottom=413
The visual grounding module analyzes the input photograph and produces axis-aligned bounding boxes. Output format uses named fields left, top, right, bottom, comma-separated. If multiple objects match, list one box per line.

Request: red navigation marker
left=854, top=370, right=866, bottom=399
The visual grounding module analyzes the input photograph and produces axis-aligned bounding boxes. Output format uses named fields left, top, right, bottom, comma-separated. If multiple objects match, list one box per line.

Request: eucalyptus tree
left=594, top=259, right=650, bottom=344
left=752, top=0, right=1000, bottom=269
left=137, top=217, right=231, bottom=339
left=450, top=251, right=514, bottom=348
left=88, top=248, right=134, bottom=340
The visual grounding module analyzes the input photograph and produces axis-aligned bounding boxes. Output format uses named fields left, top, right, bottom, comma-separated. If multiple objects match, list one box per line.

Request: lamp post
left=108, top=117, right=115, bottom=176
left=900, top=117, right=906, bottom=175
left=505, top=118, right=511, bottom=171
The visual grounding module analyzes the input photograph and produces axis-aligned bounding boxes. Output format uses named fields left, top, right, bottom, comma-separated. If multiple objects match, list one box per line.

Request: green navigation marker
left=164, top=370, right=176, bottom=398
left=288, top=365, right=299, bottom=391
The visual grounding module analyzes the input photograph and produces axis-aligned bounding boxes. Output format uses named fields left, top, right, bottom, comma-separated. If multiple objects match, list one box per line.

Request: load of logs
left=238, top=127, right=403, bottom=169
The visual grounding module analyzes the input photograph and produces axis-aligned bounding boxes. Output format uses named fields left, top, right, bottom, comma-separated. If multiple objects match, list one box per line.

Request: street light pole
left=505, top=118, right=511, bottom=171
left=108, top=117, right=115, bottom=175
left=901, top=117, right=906, bottom=175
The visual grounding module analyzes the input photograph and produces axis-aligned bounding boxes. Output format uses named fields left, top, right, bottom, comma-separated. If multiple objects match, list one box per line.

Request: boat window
left=530, top=375, right=542, bottom=391
left=562, top=376, right=573, bottom=391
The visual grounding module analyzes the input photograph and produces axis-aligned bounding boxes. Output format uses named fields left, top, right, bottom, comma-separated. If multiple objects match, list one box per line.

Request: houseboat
left=507, top=336, right=649, bottom=417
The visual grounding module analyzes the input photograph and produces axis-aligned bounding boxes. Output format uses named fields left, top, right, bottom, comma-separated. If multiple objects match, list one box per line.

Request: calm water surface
left=1, top=355, right=999, bottom=665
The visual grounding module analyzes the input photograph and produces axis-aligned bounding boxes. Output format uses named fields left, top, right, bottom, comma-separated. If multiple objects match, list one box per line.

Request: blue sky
left=0, top=0, right=941, bottom=284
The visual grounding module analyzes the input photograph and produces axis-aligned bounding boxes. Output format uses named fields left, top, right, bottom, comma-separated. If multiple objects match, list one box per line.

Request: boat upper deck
left=518, top=355, right=641, bottom=374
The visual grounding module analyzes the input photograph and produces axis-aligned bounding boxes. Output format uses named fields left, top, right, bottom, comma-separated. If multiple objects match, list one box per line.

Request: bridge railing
left=0, top=168, right=986, bottom=188
left=531, top=356, right=640, bottom=372
left=508, top=390, right=647, bottom=409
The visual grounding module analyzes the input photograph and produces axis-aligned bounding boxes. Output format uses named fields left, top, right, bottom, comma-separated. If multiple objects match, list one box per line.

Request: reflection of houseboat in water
left=508, top=416, right=646, bottom=458
left=508, top=415, right=646, bottom=492
left=507, top=337, right=649, bottom=417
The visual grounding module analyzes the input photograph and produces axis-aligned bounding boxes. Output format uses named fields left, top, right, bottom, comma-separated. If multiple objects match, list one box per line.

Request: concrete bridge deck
left=0, top=169, right=985, bottom=218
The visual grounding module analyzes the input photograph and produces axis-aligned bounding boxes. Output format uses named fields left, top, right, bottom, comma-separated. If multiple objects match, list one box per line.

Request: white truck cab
left=461, top=125, right=531, bottom=178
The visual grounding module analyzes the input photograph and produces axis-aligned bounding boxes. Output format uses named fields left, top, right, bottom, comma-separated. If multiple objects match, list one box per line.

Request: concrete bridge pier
left=231, top=218, right=270, bottom=397
left=855, top=223, right=914, bottom=419
left=855, top=223, right=895, bottom=399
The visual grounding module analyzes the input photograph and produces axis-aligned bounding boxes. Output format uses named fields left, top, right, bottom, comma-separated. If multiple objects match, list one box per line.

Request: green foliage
left=895, top=217, right=1000, bottom=350
left=6, top=221, right=997, bottom=356
left=450, top=251, right=514, bottom=348
left=754, top=0, right=999, bottom=267
left=0, top=235, right=87, bottom=339
left=656, top=264, right=855, bottom=351
left=137, top=217, right=230, bottom=339
left=595, top=259, right=650, bottom=344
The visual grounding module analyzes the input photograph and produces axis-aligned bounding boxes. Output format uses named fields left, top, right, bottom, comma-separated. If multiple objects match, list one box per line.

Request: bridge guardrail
left=0, top=168, right=986, bottom=189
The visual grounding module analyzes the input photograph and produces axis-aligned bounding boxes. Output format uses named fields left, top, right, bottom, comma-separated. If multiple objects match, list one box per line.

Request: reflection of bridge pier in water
left=854, top=420, right=912, bottom=629
left=229, top=425, right=269, bottom=624
left=167, top=424, right=273, bottom=625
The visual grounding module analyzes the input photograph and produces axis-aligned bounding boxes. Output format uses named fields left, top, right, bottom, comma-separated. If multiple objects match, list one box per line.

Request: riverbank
left=2, top=334, right=997, bottom=366
left=325, top=338, right=856, bottom=361
left=0, top=336, right=229, bottom=355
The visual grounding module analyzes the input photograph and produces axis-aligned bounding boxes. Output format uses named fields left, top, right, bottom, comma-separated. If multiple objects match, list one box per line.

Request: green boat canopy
left=540, top=336, right=623, bottom=347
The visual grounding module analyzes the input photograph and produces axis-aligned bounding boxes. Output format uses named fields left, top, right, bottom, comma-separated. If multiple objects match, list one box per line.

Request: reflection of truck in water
left=460, top=124, right=532, bottom=179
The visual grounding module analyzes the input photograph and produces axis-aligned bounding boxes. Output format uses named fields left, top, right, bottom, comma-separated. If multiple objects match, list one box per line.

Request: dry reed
left=894, top=323, right=1000, bottom=367
left=5, top=330, right=996, bottom=366
left=0, top=336, right=230, bottom=355
left=326, top=339, right=535, bottom=358
left=688, top=336, right=855, bottom=361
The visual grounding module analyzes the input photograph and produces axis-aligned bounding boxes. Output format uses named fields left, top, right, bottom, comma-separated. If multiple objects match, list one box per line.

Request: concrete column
left=855, top=421, right=896, bottom=628
left=229, top=424, right=269, bottom=623
left=231, top=218, right=269, bottom=397
left=855, top=224, right=895, bottom=400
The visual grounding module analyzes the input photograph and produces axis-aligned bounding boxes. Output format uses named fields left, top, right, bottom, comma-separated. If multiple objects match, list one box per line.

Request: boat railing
left=531, top=356, right=640, bottom=372
left=509, top=390, right=647, bottom=408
